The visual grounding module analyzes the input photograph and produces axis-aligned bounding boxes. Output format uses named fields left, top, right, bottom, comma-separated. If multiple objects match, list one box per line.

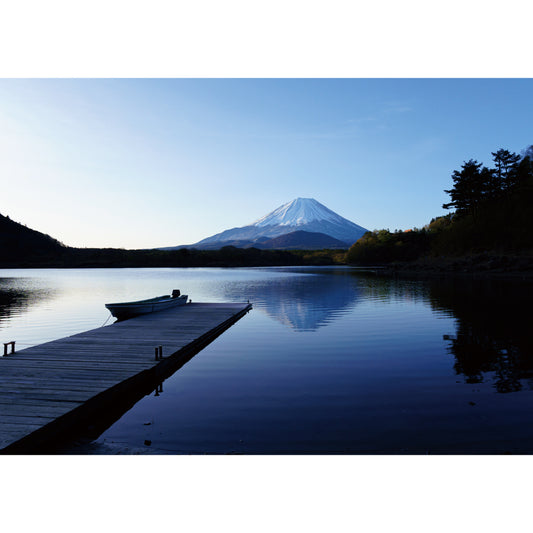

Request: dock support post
left=3, top=342, right=15, bottom=356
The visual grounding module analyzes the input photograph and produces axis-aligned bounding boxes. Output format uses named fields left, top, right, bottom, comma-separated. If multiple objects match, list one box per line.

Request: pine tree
left=491, top=149, right=521, bottom=191
left=443, top=160, right=487, bottom=216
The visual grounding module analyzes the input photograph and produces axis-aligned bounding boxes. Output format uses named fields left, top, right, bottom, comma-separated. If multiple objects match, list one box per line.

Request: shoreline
left=374, top=253, right=533, bottom=280
left=1, top=252, right=532, bottom=280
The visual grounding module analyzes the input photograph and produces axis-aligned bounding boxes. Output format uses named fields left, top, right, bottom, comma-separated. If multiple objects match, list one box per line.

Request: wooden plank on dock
left=0, top=302, right=251, bottom=453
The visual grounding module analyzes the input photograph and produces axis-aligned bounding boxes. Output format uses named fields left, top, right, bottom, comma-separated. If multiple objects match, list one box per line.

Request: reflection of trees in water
left=359, top=274, right=533, bottom=394
left=355, top=274, right=438, bottom=307
left=0, top=278, right=57, bottom=325
left=429, top=278, right=533, bottom=393
left=446, top=329, right=526, bottom=393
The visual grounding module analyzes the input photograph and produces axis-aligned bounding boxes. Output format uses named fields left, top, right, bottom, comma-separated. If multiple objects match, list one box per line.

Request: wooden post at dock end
left=154, top=345, right=163, bottom=361
left=3, top=341, right=15, bottom=356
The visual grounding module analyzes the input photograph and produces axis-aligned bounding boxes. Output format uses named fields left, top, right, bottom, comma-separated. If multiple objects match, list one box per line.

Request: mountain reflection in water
left=221, top=268, right=360, bottom=331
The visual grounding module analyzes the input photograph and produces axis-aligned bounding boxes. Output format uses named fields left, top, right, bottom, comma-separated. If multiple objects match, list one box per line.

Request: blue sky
left=1, top=78, right=531, bottom=248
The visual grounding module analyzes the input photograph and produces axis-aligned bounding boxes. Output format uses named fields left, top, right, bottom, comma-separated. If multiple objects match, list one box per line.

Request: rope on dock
left=101, top=312, right=114, bottom=327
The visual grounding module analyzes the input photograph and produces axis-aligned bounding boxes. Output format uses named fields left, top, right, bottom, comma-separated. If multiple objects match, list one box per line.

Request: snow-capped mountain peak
left=253, top=198, right=341, bottom=227
left=180, top=198, right=369, bottom=249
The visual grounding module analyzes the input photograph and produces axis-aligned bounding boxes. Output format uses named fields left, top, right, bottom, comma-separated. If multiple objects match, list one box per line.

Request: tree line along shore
left=0, top=212, right=347, bottom=267
left=1, top=145, right=531, bottom=274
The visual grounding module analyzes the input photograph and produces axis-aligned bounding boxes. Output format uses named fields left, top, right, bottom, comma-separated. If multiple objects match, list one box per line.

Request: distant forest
left=0, top=212, right=346, bottom=267
left=346, top=146, right=533, bottom=265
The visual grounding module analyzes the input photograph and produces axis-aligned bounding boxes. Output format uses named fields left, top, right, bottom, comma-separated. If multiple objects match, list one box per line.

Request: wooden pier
left=0, top=302, right=252, bottom=453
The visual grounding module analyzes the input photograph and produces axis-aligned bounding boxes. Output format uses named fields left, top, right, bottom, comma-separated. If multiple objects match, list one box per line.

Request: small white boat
left=105, top=289, right=188, bottom=321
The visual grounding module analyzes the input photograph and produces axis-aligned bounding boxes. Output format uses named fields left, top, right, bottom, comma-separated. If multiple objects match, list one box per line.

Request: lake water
left=1, top=266, right=532, bottom=454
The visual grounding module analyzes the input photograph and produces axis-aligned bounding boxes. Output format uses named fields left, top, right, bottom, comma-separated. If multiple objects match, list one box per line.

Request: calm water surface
left=1, top=267, right=532, bottom=454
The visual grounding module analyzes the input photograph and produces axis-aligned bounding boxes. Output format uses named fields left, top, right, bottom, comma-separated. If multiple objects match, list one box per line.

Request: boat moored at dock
left=105, top=289, right=188, bottom=321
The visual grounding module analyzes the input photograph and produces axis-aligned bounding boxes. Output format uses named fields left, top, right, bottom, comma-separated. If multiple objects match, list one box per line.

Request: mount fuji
left=175, top=198, right=368, bottom=250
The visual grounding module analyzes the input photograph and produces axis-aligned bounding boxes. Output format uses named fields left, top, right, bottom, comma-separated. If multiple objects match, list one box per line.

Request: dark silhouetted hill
left=0, top=213, right=65, bottom=261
